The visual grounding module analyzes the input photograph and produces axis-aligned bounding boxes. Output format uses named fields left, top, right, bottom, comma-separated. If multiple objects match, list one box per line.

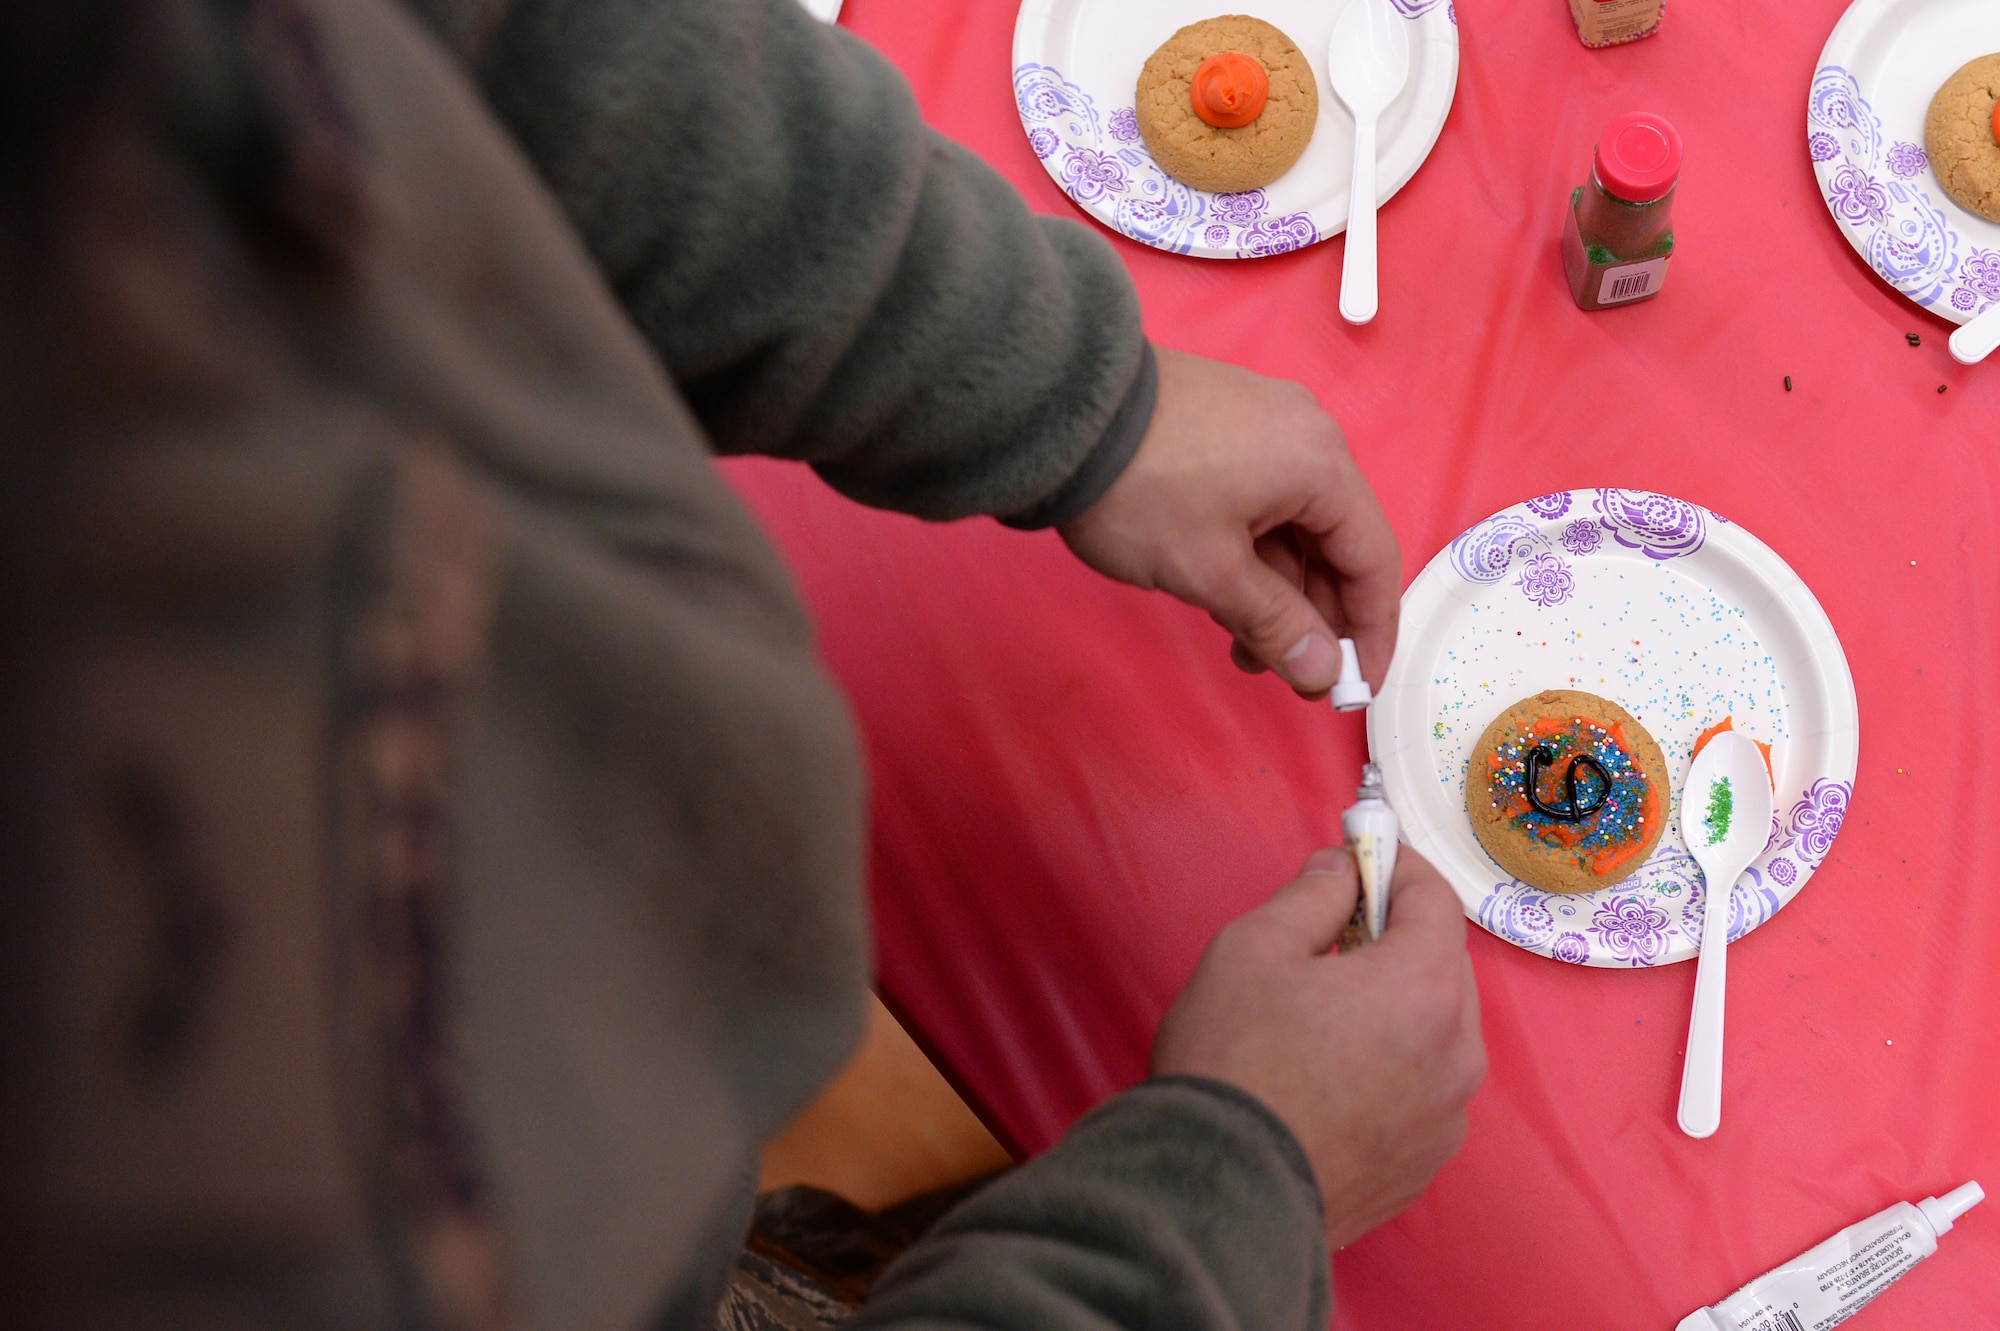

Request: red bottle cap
left=1595, top=112, right=1682, bottom=201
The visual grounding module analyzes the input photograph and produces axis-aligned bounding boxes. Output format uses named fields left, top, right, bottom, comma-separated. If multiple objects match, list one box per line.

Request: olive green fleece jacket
left=0, top=1, right=1326, bottom=1329
left=410, top=0, right=1160, bottom=529
left=407, top=4, right=1332, bottom=1325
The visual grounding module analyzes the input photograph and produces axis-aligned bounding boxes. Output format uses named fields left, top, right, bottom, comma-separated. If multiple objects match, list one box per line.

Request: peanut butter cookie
left=1134, top=16, right=1317, bottom=195
left=1926, top=54, right=2000, bottom=224
left=1466, top=690, right=1668, bottom=894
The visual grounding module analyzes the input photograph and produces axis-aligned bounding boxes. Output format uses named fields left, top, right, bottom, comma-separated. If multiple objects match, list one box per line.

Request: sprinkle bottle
left=1568, top=0, right=1665, bottom=48
left=1561, top=112, right=1681, bottom=311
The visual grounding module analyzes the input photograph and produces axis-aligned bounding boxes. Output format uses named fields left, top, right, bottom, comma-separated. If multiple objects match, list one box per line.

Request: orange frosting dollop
left=1190, top=51, right=1269, bottom=129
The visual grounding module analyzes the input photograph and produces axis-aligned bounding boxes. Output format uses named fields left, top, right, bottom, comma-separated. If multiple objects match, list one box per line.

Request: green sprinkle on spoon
left=1704, top=777, right=1733, bottom=846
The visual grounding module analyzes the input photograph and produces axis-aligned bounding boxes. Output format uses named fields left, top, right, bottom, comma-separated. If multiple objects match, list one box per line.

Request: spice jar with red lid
left=1569, top=0, right=1665, bottom=47
left=1561, top=112, right=1681, bottom=311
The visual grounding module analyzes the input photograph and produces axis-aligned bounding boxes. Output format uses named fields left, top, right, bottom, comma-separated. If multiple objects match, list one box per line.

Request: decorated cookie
left=1134, top=16, right=1318, bottom=195
left=1925, top=54, right=2000, bottom=224
left=1465, top=690, right=1669, bottom=894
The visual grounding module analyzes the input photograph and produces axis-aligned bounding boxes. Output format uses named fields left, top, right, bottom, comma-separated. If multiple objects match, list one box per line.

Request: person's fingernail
left=1301, top=847, right=1352, bottom=877
left=1277, top=632, right=1337, bottom=690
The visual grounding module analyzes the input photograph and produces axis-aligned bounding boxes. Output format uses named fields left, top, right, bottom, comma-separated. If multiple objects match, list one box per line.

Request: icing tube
left=1342, top=762, right=1398, bottom=943
left=1677, top=1182, right=1983, bottom=1331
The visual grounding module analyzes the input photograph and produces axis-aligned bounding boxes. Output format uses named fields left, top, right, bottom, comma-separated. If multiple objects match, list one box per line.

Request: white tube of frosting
left=1676, top=1182, right=1983, bottom=1331
left=1341, top=762, right=1398, bottom=944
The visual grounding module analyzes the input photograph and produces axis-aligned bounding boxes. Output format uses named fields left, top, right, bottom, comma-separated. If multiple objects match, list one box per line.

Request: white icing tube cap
left=1918, top=1181, right=1984, bottom=1238
left=1330, top=637, right=1372, bottom=711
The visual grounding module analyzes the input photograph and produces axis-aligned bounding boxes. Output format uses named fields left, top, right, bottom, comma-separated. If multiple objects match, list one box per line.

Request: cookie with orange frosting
left=1466, top=690, right=1669, bottom=894
left=1134, top=16, right=1318, bottom=194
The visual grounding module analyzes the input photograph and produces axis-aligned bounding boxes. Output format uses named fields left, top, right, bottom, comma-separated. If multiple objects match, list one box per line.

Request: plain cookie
left=1926, top=54, right=2000, bottom=224
left=1465, top=690, right=1668, bottom=894
left=1134, top=15, right=1317, bottom=195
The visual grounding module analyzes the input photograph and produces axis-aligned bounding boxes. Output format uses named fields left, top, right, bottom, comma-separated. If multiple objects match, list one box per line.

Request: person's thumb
left=1253, top=848, right=1361, bottom=956
left=1204, top=546, right=1343, bottom=693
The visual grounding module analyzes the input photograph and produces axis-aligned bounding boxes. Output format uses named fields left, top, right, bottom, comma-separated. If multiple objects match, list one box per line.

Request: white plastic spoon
left=1327, top=0, right=1409, bottom=325
left=1949, top=302, right=2000, bottom=365
left=1676, top=732, right=1774, bottom=1139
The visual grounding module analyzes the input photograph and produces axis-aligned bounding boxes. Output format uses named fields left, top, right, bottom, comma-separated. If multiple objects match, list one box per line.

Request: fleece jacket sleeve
left=849, top=1077, right=1331, bottom=1331
left=407, top=0, right=1155, bottom=527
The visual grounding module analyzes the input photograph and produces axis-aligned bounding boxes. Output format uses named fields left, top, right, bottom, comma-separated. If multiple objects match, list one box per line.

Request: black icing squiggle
left=1524, top=744, right=1611, bottom=822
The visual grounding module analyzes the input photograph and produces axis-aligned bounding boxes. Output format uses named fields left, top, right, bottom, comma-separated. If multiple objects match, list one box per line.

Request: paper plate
left=1367, top=491, right=1859, bottom=968
left=1810, top=0, right=2000, bottom=322
left=1011, top=0, right=1458, bottom=258
left=797, top=0, right=842, bottom=22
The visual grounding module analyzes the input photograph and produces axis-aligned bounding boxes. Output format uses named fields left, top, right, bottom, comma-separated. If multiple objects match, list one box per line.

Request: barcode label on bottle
left=1775, top=1311, right=1806, bottom=1331
left=1597, top=257, right=1669, bottom=304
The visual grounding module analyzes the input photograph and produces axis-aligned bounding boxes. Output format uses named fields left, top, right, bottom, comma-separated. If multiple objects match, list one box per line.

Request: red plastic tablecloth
left=721, top=0, right=2000, bottom=1324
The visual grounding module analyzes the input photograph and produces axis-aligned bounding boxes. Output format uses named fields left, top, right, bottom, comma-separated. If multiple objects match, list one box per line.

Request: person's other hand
left=1151, top=846, right=1485, bottom=1248
left=1057, top=348, right=1400, bottom=699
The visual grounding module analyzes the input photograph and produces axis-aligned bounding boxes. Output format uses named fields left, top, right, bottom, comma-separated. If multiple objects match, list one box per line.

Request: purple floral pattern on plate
left=1645, top=849, right=1706, bottom=949
left=1242, top=213, right=1318, bottom=256
left=1116, top=187, right=1201, bottom=249
left=1779, top=779, right=1849, bottom=864
left=1810, top=66, right=1879, bottom=166
left=1015, top=63, right=1094, bottom=124
left=1593, top=489, right=1705, bottom=560
left=1210, top=190, right=1268, bottom=225
left=1767, top=856, right=1796, bottom=887
left=1811, top=65, right=1983, bottom=318
left=1591, top=893, right=1672, bottom=966
left=1027, top=127, right=1059, bottom=160
left=1476, top=882, right=1557, bottom=947
left=1826, top=163, right=1890, bottom=226
left=1729, top=866, right=1783, bottom=943
left=1060, top=147, right=1127, bottom=203
left=1108, top=106, right=1139, bottom=144
left=1470, top=842, right=1798, bottom=965
left=1885, top=141, right=1927, bottom=179
left=1646, top=847, right=1702, bottom=903
left=1870, top=194, right=1956, bottom=303
left=1204, top=224, right=1233, bottom=248
left=1676, top=862, right=1781, bottom=947
left=1450, top=513, right=1544, bottom=584
left=1561, top=520, right=1603, bottom=556
left=1515, top=552, right=1573, bottom=607
left=1524, top=492, right=1571, bottom=519
left=1960, top=249, right=2000, bottom=304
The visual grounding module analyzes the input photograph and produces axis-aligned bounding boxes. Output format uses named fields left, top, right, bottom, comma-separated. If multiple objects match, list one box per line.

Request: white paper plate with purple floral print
left=1810, top=0, right=2000, bottom=322
left=1011, top=0, right=1457, bottom=259
left=1367, top=491, right=1859, bottom=968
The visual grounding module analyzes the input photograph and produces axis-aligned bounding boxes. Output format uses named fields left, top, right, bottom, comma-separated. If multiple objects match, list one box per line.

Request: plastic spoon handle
left=1340, top=118, right=1379, bottom=325
left=1677, top=876, right=1729, bottom=1138
left=1949, top=303, right=2000, bottom=365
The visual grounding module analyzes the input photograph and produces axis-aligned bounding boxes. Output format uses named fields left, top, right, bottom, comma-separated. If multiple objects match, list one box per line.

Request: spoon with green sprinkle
left=1676, top=731, right=1774, bottom=1139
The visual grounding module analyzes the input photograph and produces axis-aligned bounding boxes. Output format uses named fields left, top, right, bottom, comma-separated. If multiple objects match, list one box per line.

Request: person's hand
left=1151, top=846, right=1485, bottom=1247
left=1057, top=348, right=1401, bottom=699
